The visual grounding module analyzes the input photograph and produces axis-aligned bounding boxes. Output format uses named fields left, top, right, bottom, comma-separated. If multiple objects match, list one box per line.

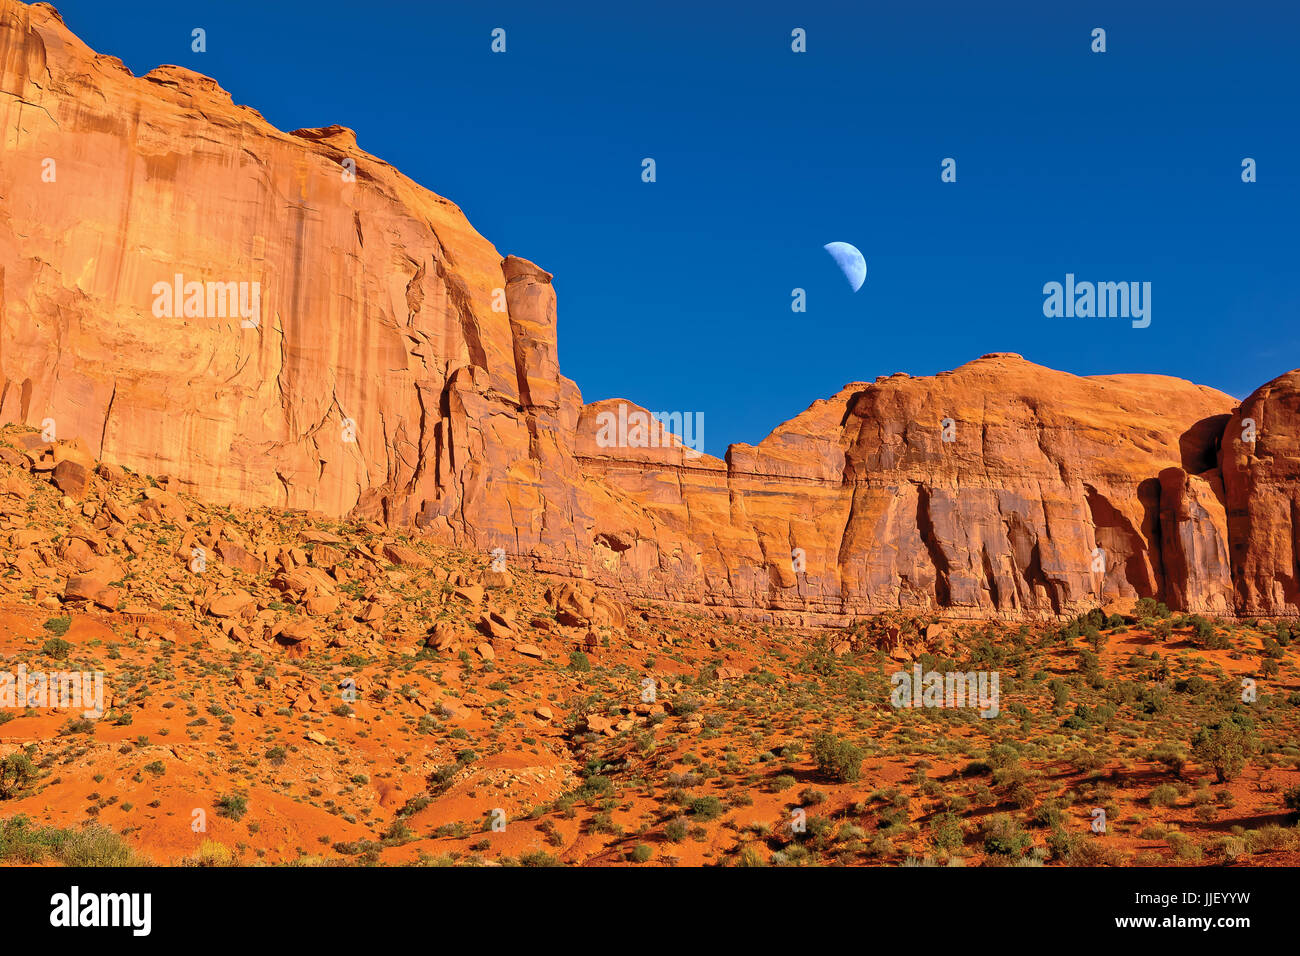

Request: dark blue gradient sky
left=54, top=0, right=1299, bottom=454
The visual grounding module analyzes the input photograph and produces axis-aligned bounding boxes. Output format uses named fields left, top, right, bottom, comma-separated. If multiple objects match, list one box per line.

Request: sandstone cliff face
left=0, top=0, right=586, bottom=562
left=1221, top=370, right=1300, bottom=616
left=577, top=355, right=1245, bottom=620
left=1, top=1, right=1296, bottom=621
left=1157, top=467, right=1233, bottom=615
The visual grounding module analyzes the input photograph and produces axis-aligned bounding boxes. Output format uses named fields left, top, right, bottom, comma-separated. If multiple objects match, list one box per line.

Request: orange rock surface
left=1, top=1, right=1296, bottom=620
left=1222, top=370, right=1300, bottom=615
left=0, top=0, right=584, bottom=548
left=578, top=355, right=1243, bottom=620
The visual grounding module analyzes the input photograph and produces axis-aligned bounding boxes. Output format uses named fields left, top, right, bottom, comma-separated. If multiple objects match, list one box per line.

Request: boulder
left=217, top=540, right=265, bottom=575
left=64, top=573, right=120, bottom=610
left=51, top=460, right=91, bottom=499
left=426, top=624, right=461, bottom=652
left=382, top=543, right=429, bottom=568
left=483, top=567, right=513, bottom=589
left=207, top=590, right=254, bottom=618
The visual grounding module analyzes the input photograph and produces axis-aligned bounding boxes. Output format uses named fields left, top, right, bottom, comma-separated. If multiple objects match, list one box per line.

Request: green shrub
left=576, top=775, right=614, bottom=800
left=0, top=754, right=36, bottom=799
left=1282, top=785, right=1300, bottom=816
left=1191, top=715, right=1258, bottom=783
left=214, top=792, right=248, bottom=821
left=42, top=617, right=72, bottom=637
left=1048, top=680, right=1070, bottom=710
left=1148, top=784, right=1180, bottom=807
left=811, top=732, right=863, bottom=783
left=0, top=816, right=142, bottom=866
left=40, top=637, right=71, bottom=660
left=979, top=814, right=1031, bottom=857
left=687, top=795, right=725, bottom=821
left=517, top=849, right=561, bottom=867
left=1032, top=802, right=1063, bottom=828
left=58, top=717, right=95, bottom=736
left=931, top=812, right=965, bottom=851
left=1167, top=832, right=1202, bottom=861
left=57, top=823, right=145, bottom=866
left=736, top=845, right=766, bottom=866
left=1134, top=598, right=1170, bottom=619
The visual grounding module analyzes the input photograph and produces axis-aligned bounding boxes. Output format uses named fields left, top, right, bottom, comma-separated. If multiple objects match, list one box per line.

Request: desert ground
left=1, top=425, right=1297, bottom=867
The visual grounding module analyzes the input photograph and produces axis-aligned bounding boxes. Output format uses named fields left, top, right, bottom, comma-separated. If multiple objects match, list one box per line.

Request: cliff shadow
left=1179, top=414, right=1231, bottom=478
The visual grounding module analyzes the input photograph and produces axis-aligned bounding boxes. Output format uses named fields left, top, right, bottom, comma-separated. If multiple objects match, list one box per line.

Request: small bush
left=40, top=637, right=71, bottom=660
left=687, top=795, right=725, bottom=821
left=42, top=617, right=72, bottom=637
left=0, top=754, right=36, bottom=799
left=214, top=792, right=248, bottom=821
left=0, top=817, right=146, bottom=867
left=517, top=849, right=561, bottom=867
left=1134, top=598, right=1171, bottom=619
left=811, top=732, right=864, bottom=783
left=979, top=814, right=1031, bottom=857
left=931, top=813, right=965, bottom=851
left=1149, top=784, right=1180, bottom=808
left=1191, top=715, right=1258, bottom=783
left=184, top=840, right=236, bottom=867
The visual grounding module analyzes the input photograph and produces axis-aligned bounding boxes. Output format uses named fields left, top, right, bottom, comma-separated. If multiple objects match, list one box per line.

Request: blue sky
left=56, top=0, right=1299, bottom=455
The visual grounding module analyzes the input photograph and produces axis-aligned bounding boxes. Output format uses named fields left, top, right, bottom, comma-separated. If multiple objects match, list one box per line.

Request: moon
left=823, top=242, right=866, bottom=292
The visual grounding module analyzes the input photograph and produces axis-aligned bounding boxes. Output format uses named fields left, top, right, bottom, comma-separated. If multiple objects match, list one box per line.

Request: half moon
left=823, top=242, right=867, bottom=292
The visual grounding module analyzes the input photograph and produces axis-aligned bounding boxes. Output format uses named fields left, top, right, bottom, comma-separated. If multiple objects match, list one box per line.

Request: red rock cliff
left=576, top=355, right=1243, bottom=620
left=1221, top=370, right=1300, bottom=616
left=1, top=1, right=1295, bottom=621
left=0, top=0, right=589, bottom=565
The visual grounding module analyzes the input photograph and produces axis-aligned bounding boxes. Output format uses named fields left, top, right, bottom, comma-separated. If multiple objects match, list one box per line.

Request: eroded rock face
left=1157, top=468, right=1233, bottom=615
left=1, top=2, right=1296, bottom=620
left=576, top=354, right=1248, bottom=620
left=1221, top=370, right=1300, bottom=616
left=0, top=0, right=585, bottom=563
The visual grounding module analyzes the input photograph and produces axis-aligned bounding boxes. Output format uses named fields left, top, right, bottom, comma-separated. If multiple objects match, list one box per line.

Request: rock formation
left=1, top=1, right=1296, bottom=621
left=0, top=0, right=587, bottom=557
left=1221, top=370, right=1300, bottom=616
left=576, top=357, right=1245, bottom=620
